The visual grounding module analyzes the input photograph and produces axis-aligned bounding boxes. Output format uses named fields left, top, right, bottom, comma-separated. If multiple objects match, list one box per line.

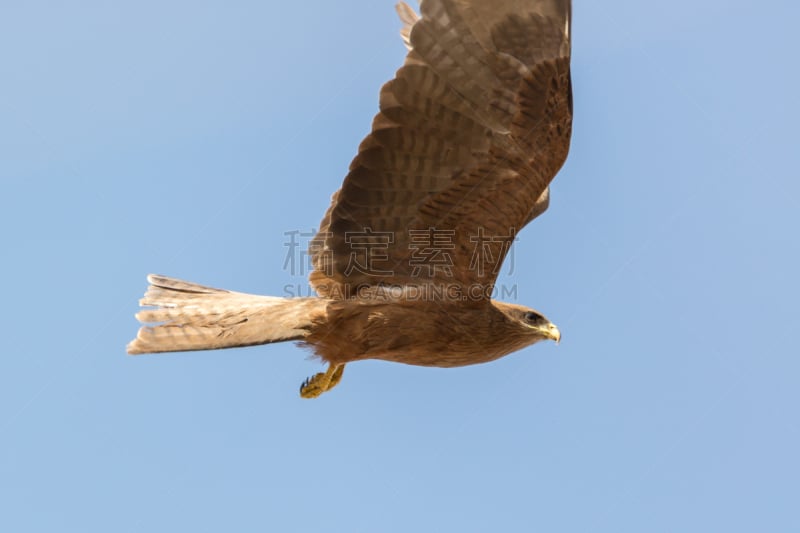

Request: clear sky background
left=1, top=1, right=798, bottom=531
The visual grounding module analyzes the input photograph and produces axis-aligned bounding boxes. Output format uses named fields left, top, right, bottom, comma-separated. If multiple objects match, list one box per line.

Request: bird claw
left=300, top=372, right=326, bottom=399
left=299, top=364, right=345, bottom=399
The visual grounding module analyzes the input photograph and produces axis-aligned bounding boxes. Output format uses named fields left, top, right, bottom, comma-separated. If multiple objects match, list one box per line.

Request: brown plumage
left=128, top=0, right=572, bottom=398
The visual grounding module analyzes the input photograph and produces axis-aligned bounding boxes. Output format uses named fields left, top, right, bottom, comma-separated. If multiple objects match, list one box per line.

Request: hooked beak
left=537, top=322, right=561, bottom=344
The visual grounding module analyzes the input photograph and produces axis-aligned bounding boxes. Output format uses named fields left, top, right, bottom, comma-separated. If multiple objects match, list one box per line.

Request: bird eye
left=524, top=312, right=540, bottom=323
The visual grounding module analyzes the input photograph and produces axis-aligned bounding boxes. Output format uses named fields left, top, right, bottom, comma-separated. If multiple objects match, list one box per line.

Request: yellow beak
left=539, top=322, right=561, bottom=344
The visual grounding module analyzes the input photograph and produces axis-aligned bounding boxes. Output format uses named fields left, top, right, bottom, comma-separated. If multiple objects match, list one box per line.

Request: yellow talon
left=300, top=364, right=345, bottom=399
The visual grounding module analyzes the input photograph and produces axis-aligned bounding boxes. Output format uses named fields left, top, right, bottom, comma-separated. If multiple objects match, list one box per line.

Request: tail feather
left=127, top=274, right=326, bottom=355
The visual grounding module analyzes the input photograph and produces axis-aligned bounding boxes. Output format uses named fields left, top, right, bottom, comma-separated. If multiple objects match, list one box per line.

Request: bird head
left=494, top=302, right=561, bottom=344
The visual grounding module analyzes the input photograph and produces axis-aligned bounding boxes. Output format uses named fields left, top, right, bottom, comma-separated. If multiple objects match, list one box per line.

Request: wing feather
left=310, top=0, right=572, bottom=298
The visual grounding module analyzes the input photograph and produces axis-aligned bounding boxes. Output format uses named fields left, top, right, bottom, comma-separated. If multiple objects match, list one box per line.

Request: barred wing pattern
left=310, top=0, right=572, bottom=299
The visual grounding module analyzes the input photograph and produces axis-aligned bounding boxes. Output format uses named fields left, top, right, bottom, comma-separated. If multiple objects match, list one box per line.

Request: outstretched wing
left=310, top=0, right=572, bottom=299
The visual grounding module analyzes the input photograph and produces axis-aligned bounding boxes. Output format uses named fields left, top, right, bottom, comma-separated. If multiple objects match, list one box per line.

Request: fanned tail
left=127, top=274, right=326, bottom=354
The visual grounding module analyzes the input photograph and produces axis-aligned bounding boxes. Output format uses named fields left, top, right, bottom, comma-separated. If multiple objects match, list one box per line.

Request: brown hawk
left=128, top=0, right=573, bottom=398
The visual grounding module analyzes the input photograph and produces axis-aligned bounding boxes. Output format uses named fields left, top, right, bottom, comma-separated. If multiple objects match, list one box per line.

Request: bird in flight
left=128, top=0, right=573, bottom=398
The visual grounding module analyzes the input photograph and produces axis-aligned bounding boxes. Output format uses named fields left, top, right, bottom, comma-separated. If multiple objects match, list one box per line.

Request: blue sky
left=1, top=1, right=799, bottom=531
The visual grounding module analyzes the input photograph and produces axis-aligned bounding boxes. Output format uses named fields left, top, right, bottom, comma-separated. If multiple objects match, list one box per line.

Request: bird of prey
left=128, top=0, right=573, bottom=398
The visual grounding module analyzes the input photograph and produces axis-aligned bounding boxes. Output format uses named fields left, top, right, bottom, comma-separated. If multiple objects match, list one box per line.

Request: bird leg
left=299, top=363, right=345, bottom=399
